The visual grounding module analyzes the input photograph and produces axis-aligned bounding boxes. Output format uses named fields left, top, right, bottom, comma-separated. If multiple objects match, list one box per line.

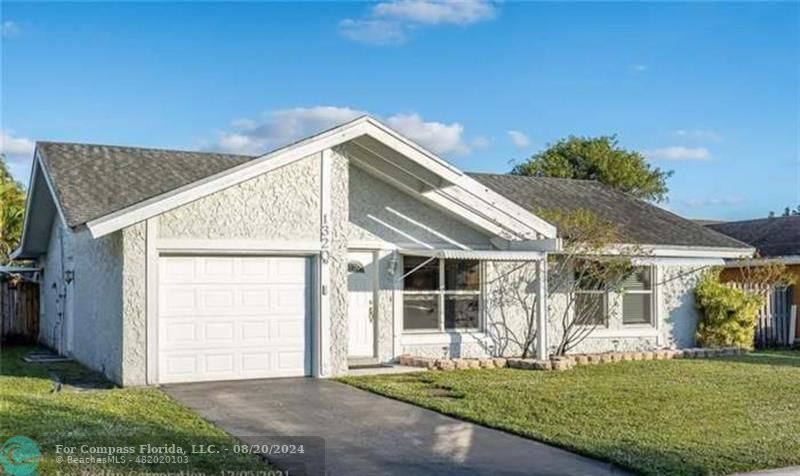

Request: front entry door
left=347, top=251, right=376, bottom=358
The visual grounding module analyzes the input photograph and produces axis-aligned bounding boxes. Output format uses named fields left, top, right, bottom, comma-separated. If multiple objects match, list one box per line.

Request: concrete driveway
left=164, top=378, right=627, bottom=476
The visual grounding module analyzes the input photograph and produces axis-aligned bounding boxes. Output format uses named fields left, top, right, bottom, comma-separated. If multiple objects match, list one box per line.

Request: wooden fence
left=0, top=278, right=40, bottom=344
left=728, top=283, right=796, bottom=348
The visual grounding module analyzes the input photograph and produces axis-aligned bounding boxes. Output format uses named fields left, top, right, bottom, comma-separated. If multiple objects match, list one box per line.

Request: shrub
left=695, top=269, right=764, bottom=349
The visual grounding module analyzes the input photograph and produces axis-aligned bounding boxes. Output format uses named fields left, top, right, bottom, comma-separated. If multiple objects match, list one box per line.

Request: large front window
left=403, top=257, right=481, bottom=331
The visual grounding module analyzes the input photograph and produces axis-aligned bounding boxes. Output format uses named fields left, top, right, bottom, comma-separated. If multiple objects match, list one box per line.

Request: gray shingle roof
left=706, top=216, right=800, bottom=257
left=469, top=173, right=750, bottom=249
left=37, top=142, right=255, bottom=227
left=35, top=141, right=752, bottom=251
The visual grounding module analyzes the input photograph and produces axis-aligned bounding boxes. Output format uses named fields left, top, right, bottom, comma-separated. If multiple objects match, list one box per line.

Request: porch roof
left=400, top=248, right=544, bottom=261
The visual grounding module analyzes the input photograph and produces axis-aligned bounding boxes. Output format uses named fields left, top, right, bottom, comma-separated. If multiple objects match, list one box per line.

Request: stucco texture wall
left=398, top=262, right=707, bottom=360
left=38, top=218, right=68, bottom=352
left=484, top=261, right=540, bottom=357
left=158, top=154, right=321, bottom=241
left=69, top=227, right=125, bottom=383
left=659, top=265, right=707, bottom=348
left=347, top=164, right=492, bottom=248
left=328, top=150, right=349, bottom=376
left=121, top=223, right=147, bottom=385
left=546, top=264, right=706, bottom=354
left=149, top=152, right=350, bottom=377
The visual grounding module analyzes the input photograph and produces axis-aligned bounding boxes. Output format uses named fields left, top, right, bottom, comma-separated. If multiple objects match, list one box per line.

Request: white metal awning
left=400, top=249, right=544, bottom=261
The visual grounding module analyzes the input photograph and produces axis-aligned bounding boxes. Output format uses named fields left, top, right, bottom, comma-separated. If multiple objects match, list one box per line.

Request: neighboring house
left=13, top=116, right=752, bottom=386
left=707, top=216, right=800, bottom=339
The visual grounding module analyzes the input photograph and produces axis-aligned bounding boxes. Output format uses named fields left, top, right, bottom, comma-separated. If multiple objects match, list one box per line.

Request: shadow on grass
left=1, top=345, right=114, bottom=389
left=3, top=393, right=264, bottom=473
left=2, top=345, right=268, bottom=473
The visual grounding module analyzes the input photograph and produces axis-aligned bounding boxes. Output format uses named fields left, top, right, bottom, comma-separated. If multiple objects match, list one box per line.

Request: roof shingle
left=37, top=142, right=255, bottom=227
left=468, top=173, right=749, bottom=249
left=707, top=216, right=800, bottom=257
left=34, top=141, right=752, bottom=251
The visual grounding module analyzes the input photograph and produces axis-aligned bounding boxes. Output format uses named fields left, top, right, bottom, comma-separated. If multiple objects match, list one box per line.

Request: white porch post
left=536, top=256, right=549, bottom=360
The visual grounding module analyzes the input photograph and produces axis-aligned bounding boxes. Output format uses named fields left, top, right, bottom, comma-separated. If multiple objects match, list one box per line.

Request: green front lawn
left=341, top=351, right=800, bottom=476
left=0, top=346, right=270, bottom=474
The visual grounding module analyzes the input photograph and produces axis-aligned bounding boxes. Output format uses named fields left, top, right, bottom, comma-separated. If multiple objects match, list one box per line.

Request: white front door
left=347, top=251, right=376, bottom=358
left=157, top=255, right=310, bottom=383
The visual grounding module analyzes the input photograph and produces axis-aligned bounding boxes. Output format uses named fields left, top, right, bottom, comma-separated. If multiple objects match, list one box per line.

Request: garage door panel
left=164, top=321, right=198, bottom=344
left=201, top=257, right=235, bottom=278
left=241, top=258, right=270, bottom=279
left=160, top=257, right=196, bottom=283
left=240, top=320, right=270, bottom=342
left=240, top=287, right=270, bottom=309
left=164, top=354, right=199, bottom=377
left=205, top=353, right=235, bottom=374
left=276, top=319, right=305, bottom=339
left=158, top=255, right=310, bottom=383
left=205, top=321, right=235, bottom=343
left=160, top=288, right=197, bottom=315
left=272, top=258, right=307, bottom=283
left=277, top=351, right=305, bottom=370
left=241, top=352, right=270, bottom=372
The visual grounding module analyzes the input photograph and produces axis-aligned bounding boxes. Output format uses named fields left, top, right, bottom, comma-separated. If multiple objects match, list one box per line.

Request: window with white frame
left=622, top=266, right=654, bottom=325
left=402, top=256, right=481, bottom=331
left=574, top=269, right=607, bottom=326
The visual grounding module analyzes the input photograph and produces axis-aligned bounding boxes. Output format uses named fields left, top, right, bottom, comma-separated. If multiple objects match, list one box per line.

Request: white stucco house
left=13, top=116, right=753, bottom=386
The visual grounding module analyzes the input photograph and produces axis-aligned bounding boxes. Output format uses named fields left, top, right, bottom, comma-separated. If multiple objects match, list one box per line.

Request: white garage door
left=158, top=255, right=310, bottom=383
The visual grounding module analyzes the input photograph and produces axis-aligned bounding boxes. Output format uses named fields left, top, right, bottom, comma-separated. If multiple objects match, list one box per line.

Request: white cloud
left=1, top=130, right=35, bottom=183
left=684, top=196, right=744, bottom=208
left=213, top=106, right=474, bottom=157
left=673, top=129, right=723, bottom=142
left=340, top=0, right=497, bottom=45
left=339, top=19, right=407, bottom=46
left=215, top=106, right=365, bottom=155
left=373, top=0, right=497, bottom=25
left=645, top=146, right=711, bottom=161
left=2, top=21, right=21, bottom=38
left=386, top=113, right=470, bottom=155
left=631, top=64, right=648, bottom=72
left=1, top=129, right=35, bottom=162
left=506, top=130, right=530, bottom=150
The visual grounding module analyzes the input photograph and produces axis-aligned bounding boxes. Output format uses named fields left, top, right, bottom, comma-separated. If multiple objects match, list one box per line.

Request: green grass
left=340, top=351, right=800, bottom=476
left=0, top=346, right=270, bottom=474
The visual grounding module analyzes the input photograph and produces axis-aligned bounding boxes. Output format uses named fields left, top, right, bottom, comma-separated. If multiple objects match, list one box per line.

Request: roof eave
left=85, top=115, right=557, bottom=241
left=607, top=243, right=756, bottom=259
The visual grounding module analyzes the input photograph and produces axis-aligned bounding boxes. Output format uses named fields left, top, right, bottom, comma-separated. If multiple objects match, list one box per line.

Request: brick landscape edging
left=398, top=347, right=747, bottom=372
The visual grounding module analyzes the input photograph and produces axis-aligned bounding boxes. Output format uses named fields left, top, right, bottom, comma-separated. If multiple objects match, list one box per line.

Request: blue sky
left=2, top=1, right=798, bottom=220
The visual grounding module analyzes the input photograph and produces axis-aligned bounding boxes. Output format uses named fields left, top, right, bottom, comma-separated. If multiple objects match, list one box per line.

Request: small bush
left=695, top=269, right=764, bottom=349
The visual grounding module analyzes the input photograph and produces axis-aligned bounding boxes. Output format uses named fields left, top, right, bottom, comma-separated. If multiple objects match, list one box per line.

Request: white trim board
left=632, top=257, right=725, bottom=266
left=599, top=244, right=754, bottom=259
left=725, top=256, right=800, bottom=267
left=11, top=152, right=70, bottom=259
left=86, top=116, right=556, bottom=241
left=156, top=239, right=321, bottom=254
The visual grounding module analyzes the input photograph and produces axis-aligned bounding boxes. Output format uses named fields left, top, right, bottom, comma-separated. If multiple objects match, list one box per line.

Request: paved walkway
left=164, top=378, right=628, bottom=476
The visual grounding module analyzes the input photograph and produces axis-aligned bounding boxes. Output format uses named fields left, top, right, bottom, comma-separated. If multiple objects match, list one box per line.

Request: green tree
left=511, top=135, right=673, bottom=202
left=0, top=155, right=26, bottom=264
